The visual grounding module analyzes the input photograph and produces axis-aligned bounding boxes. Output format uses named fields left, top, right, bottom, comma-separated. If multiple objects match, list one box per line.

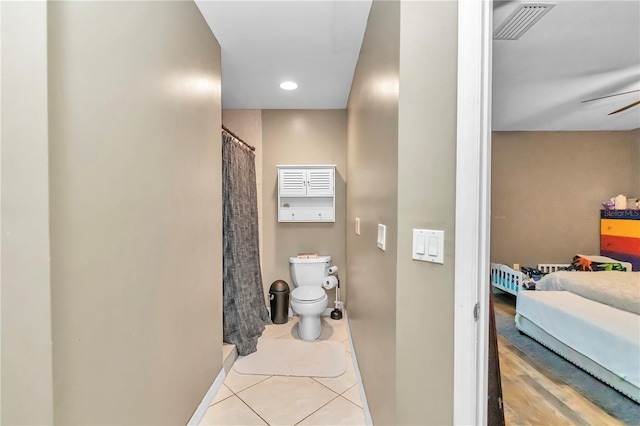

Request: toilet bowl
left=289, top=255, right=331, bottom=341
left=290, top=287, right=329, bottom=340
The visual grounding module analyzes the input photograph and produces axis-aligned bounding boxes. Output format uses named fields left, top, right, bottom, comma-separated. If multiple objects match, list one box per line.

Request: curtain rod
left=222, top=125, right=255, bottom=151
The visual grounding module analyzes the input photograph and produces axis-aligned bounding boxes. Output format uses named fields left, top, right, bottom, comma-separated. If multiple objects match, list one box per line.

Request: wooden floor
left=494, top=293, right=625, bottom=426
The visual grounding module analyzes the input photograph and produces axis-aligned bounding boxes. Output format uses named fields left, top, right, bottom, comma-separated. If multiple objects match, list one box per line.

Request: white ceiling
left=492, top=0, right=640, bottom=131
left=196, top=0, right=640, bottom=131
left=195, top=0, right=371, bottom=109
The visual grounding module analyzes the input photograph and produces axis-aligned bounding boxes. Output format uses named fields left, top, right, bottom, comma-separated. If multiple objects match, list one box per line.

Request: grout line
left=234, top=393, right=272, bottom=426
left=292, top=393, right=342, bottom=426
left=226, top=374, right=272, bottom=395
left=312, top=376, right=350, bottom=395
left=340, top=383, right=363, bottom=406
left=338, top=393, right=366, bottom=411
left=209, top=385, right=235, bottom=407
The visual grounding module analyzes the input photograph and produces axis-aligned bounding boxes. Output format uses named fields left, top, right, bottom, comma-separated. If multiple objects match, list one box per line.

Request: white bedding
left=516, top=291, right=640, bottom=390
left=536, top=271, right=640, bottom=315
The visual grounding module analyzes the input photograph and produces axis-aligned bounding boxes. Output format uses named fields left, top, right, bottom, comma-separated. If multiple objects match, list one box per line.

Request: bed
left=491, top=254, right=633, bottom=296
left=490, top=263, right=568, bottom=296
left=515, top=271, right=640, bottom=403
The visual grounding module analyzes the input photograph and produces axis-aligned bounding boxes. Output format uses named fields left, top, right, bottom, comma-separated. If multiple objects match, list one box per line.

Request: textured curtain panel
left=222, top=131, right=271, bottom=356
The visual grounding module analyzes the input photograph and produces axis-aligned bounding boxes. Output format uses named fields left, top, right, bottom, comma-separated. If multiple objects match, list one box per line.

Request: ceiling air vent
left=494, top=3, right=555, bottom=40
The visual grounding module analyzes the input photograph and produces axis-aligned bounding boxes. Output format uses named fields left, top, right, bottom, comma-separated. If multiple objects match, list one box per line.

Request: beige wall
left=492, top=131, right=639, bottom=267
left=222, top=110, right=264, bottom=277
left=262, top=110, right=347, bottom=304
left=1, top=2, right=55, bottom=424
left=395, top=2, right=458, bottom=424
left=346, top=0, right=400, bottom=423
left=47, top=2, right=222, bottom=424
left=632, top=129, right=640, bottom=193
left=347, top=1, right=458, bottom=423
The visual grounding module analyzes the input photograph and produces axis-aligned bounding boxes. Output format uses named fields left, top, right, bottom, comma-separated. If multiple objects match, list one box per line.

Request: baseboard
left=343, top=310, right=373, bottom=426
left=187, top=366, right=226, bottom=426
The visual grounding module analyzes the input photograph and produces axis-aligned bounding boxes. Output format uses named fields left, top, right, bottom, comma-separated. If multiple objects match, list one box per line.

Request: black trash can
left=269, top=280, right=290, bottom=324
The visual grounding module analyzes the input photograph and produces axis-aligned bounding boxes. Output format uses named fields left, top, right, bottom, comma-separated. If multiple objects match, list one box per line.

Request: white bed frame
left=537, top=264, right=570, bottom=273
left=493, top=261, right=640, bottom=403
left=490, top=263, right=523, bottom=296
left=516, top=300, right=640, bottom=403
left=490, top=263, right=569, bottom=296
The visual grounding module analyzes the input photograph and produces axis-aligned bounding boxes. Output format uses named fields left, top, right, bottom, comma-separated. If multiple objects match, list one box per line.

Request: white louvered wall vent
left=494, top=3, right=556, bottom=40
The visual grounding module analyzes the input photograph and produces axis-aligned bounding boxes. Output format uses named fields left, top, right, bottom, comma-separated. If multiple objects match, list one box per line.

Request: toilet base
left=297, top=314, right=322, bottom=341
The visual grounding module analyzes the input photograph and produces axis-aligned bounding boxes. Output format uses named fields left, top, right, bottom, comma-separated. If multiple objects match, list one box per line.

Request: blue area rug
left=495, top=308, right=640, bottom=425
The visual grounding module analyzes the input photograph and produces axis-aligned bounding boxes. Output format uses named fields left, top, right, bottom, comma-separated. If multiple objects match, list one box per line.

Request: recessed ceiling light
left=280, top=81, right=298, bottom=91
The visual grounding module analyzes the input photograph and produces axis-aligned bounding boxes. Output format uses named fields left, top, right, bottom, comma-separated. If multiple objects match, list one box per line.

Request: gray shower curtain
left=222, top=130, right=271, bottom=356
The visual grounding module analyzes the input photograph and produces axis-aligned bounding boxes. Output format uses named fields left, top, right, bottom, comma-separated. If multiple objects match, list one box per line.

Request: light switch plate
left=377, top=224, right=386, bottom=251
left=412, top=229, right=444, bottom=264
left=355, top=217, right=361, bottom=236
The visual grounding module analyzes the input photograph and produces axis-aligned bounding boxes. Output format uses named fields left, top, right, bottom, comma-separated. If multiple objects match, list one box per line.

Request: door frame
left=453, top=0, right=493, bottom=424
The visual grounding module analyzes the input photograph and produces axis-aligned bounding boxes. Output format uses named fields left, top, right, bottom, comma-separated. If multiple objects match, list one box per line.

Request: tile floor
left=200, top=316, right=366, bottom=426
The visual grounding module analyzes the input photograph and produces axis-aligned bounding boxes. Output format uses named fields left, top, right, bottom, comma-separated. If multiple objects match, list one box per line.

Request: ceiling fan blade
left=608, top=99, right=640, bottom=115
left=582, top=89, right=640, bottom=103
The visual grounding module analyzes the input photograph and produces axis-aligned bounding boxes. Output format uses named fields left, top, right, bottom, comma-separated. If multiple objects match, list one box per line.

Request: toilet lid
left=292, top=287, right=325, bottom=302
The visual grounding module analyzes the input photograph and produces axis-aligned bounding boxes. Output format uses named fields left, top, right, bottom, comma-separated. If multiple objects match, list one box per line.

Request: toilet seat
left=291, top=287, right=326, bottom=303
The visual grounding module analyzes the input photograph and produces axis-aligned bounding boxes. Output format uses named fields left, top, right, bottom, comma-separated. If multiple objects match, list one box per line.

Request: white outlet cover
left=412, top=229, right=444, bottom=264
left=377, top=224, right=386, bottom=251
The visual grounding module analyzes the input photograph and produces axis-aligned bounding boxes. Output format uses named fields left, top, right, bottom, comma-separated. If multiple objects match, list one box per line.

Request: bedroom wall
left=261, top=110, right=347, bottom=305
left=632, top=129, right=640, bottom=194
left=491, top=131, right=639, bottom=267
left=48, top=2, right=222, bottom=423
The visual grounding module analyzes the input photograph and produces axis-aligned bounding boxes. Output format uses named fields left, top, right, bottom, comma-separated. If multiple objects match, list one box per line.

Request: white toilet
left=289, top=255, right=331, bottom=341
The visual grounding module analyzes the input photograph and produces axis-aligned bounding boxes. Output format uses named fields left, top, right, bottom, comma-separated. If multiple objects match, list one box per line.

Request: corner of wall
left=1, top=1, right=55, bottom=423
left=345, top=0, right=400, bottom=423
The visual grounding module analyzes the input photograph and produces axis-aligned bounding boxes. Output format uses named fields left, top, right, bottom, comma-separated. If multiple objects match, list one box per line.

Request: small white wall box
left=277, top=165, right=335, bottom=222
left=412, top=229, right=444, bottom=264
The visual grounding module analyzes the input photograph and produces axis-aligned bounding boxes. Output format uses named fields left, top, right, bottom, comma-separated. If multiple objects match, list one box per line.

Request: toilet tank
left=289, top=256, right=331, bottom=287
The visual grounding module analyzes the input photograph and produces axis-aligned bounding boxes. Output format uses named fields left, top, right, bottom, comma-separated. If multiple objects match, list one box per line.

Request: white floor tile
left=237, top=376, right=338, bottom=425
left=313, top=352, right=357, bottom=394
left=224, top=368, right=270, bottom=394
left=210, top=311, right=369, bottom=426
left=210, top=384, right=233, bottom=406
left=276, top=323, right=300, bottom=341
left=262, top=317, right=298, bottom=339
left=320, top=317, right=349, bottom=342
left=341, top=384, right=363, bottom=408
left=297, top=396, right=366, bottom=426
left=199, top=395, right=266, bottom=426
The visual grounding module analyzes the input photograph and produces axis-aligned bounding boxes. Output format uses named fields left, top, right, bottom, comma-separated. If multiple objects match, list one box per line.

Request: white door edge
left=454, top=0, right=493, bottom=425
